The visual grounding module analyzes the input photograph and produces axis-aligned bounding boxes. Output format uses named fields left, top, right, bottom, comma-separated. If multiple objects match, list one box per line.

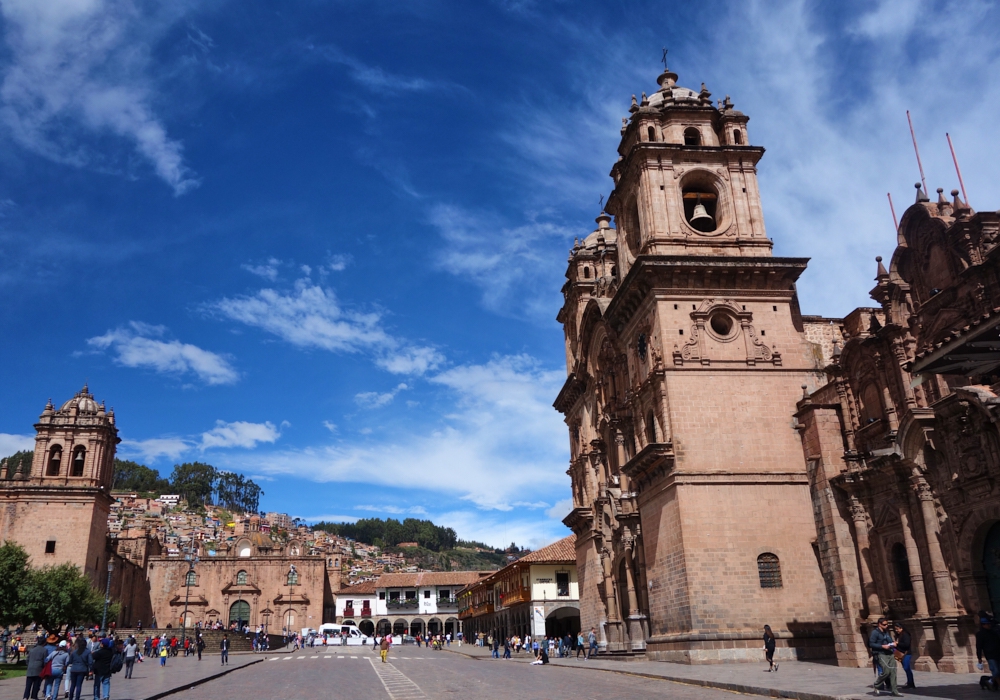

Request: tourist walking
left=23, top=635, right=47, bottom=700
left=870, top=618, right=900, bottom=696
left=587, top=627, right=597, bottom=659
left=220, top=634, right=230, bottom=665
left=196, top=634, right=204, bottom=661
left=576, top=632, right=585, bottom=658
left=893, top=623, right=913, bottom=689
left=44, top=640, right=70, bottom=700
left=67, top=637, right=92, bottom=700
left=977, top=616, right=1000, bottom=690
left=91, top=638, right=113, bottom=700
left=379, top=635, right=390, bottom=663
left=159, top=643, right=167, bottom=667
left=763, top=625, right=777, bottom=672
left=123, top=637, right=137, bottom=679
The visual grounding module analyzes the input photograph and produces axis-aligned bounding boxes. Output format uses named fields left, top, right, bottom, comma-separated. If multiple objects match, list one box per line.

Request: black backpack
left=110, top=652, right=125, bottom=674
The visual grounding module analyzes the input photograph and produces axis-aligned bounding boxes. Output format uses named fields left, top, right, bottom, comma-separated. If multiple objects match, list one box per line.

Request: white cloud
left=355, top=383, right=409, bottom=409
left=206, top=279, right=444, bottom=375
left=0, top=433, right=35, bottom=456
left=0, top=0, right=198, bottom=194
left=200, top=420, right=281, bottom=450
left=88, top=322, right=238, bottom=385
left=308, top=44, right=465, bottom=94
left=242, top=258, right=281, bottom=281
left=325, top=255, right=351, bottom=272
left=235, top=354, right=569, bottom=511
left=120, top=437, right=191, bottom=462
left=355, top=505, right=428, bottom=516
left=546, top=498, right=573, bottom=520
left=429, top=204, right=575, bottom=319
left=322, top=421, right=339, bottom=434
left=850, top=0, right=923, bottom=39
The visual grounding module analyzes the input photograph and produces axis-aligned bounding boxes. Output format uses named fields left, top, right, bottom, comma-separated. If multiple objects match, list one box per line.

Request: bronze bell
left=689, top=194, right=715, bottom=231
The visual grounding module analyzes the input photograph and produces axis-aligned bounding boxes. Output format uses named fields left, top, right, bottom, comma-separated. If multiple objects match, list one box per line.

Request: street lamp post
left=180, top=553, right=199, bottom=653
left=100, top=560, right=114, bottom=633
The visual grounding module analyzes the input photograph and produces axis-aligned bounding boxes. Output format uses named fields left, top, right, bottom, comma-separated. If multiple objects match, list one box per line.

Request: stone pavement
left=183, top=647, right=748, bottom=700
left=0, top=650, right=272, bottom=700
left=444, top=643, right=990, bottom=700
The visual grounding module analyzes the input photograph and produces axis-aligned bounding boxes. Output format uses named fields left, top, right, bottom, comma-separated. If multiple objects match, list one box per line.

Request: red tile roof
left=336, top=580, right=377, bottom=595
left=515, top=534, right=576, bottom=564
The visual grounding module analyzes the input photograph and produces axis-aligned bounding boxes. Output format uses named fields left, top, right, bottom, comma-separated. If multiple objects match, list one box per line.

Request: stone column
left=899, top=496, right=929, bottom=617
left=911, top=477, right=959, bottom=615
left=848, top=495, right=881, bottom=619
left=622, top=545, right=648, bottom=651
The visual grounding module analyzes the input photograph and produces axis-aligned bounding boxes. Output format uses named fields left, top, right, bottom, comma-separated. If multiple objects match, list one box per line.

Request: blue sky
left=2, top=0, right=999, bottom=549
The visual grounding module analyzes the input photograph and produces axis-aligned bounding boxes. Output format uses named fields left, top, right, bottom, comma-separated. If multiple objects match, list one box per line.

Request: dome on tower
left=60, top=384, right=100, bottom=413
left=644, top=69, right=702, bottom=109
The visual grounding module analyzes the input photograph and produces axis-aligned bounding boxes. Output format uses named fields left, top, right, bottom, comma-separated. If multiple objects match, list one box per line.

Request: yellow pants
left=380, top=649, right=388, bottom=663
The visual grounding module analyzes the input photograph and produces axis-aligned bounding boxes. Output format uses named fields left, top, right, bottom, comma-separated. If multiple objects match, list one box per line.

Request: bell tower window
left=47, top=445, right=62, bottom=476
left=684, top=127, right=701, bottom=146
left=71, top=446, right=86, bottom=477
left=682, top=185, right=718, bottom=233
left=732, top=129, right=743, bottom=145
left=647, top=126, right=656, bottom=142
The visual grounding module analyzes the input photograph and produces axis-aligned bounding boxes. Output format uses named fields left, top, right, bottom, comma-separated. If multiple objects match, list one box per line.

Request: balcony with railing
left=343, top=607, right=355, bottom=618
left=387, top=598, right=419, bottom=610
left=360, top=606, right=372, bottom=618
left=436, top=597, right=458, bottom=610
left=497, top=587, right=530, bottom=608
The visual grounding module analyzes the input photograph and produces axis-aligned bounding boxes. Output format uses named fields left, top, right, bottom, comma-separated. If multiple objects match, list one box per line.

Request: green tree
left=215, top=471, right=264, bottom=514
left=18, top=564, right=107, bottom=632
left=170, top=462, right=218, bottom=506
left=112, top=459, right=170, bottom=493
left=1, top=450, right=33, bottom=479
left=0, top=541, right=30, bottom=626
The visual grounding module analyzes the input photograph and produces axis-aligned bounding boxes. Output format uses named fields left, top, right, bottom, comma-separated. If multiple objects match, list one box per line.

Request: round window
left=710, top=314, right=733, bottom=337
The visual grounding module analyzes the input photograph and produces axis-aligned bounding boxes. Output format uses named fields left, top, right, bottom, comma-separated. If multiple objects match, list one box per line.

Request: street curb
left=142, top=658, right=266, bottom=700
left=441, top=648, right=863, bottom=700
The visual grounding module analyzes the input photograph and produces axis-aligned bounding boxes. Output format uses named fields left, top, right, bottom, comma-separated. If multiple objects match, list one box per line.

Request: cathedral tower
left=557, top=69, right=840, bottom=662
left=0, top=385, right=120, bottom=584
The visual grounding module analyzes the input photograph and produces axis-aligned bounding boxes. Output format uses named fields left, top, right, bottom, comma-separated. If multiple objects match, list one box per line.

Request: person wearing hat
left=23, top=635, right=48, bottom=700
left=44, top=640, right=70, bottom=700
left=977, top=616, right=1000, bottom=690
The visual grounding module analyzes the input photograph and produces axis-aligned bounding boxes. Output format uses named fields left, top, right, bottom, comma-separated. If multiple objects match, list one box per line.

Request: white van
left=318, top=622, right=370, bottom=646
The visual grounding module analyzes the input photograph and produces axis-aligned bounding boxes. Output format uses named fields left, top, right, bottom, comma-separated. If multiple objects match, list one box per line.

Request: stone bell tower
left=558, top=68, right=841, bottom=662
left=0, top=384, right=120, bottom=584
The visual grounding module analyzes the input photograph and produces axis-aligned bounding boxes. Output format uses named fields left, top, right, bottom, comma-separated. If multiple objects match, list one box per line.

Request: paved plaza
left=2, top=646, right=995, bottom=700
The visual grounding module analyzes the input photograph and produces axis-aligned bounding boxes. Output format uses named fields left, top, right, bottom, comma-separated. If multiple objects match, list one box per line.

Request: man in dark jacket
left=91, top=638, right=114, bottom=700
left=220, top=635, right=229, bottom=665
left=977, top=617, right=1000, bottom=688
left=869, top=618, right=900, bottom=697
left=22, top=636, right=47, bottom=700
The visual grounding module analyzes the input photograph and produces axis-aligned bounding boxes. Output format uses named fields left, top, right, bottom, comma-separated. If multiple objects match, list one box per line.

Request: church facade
left=0, top=385, right=341, bottom=632
left=796, top=186, right=1000, bottom=671
left=557, top=66, right=1000, bottom=670
left=556, top=68, right=839, bottom=664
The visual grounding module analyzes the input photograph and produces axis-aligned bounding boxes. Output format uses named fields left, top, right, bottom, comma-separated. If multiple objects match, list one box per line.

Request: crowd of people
left=17, top=629, right=131, bottom=700
left=11, top=626, right=245, bottom=700
left=472, top=627, right=600, bottom=664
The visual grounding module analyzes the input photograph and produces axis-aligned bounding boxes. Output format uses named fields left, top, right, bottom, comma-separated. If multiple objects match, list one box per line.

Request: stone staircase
left=108, top=628, right=283, bottom=654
